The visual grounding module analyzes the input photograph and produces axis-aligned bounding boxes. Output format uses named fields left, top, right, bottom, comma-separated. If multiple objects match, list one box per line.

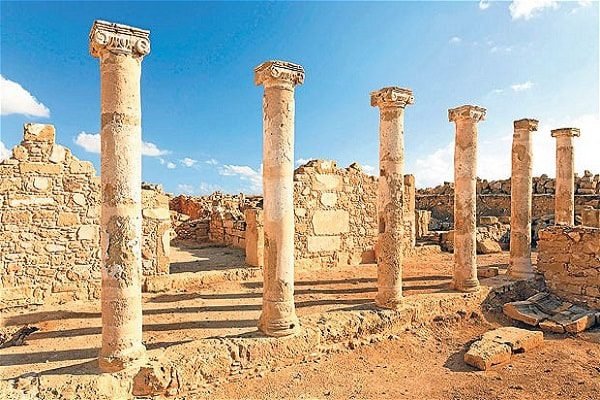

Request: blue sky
left=1, top=1, right=598, bottom=194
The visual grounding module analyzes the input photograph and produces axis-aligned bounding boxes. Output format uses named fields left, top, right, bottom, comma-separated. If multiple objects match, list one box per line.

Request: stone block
left=320, top=192, right=338, bottom=207
left=8, top=195, right=55, bottom=207
left=464, top=339, right=512, bottom=370
left=143, top=207, right=171, bottom=220
left=1, top=210, right=32, bottom=225
left=57, top=212, right=80, bottom=226
left=49, top=144, right=67, bottom=163
left=313, top=174, right=341, bottom=190
left=479, top=216, right=499, bottom=225
left=503, top=301, right=549, bottom=326
left=69, top=160, right=95, bottom=174
left=312, top=210, right=349, bottom=235
left=19, top=162, right=62, bottom=175
left=307, top=235, right=341, bottom=252
left=476, top=238, right=502, bottom=254
left=77, top=225, right=99, bottom=241
left=24, top=123, right=55, bottom=143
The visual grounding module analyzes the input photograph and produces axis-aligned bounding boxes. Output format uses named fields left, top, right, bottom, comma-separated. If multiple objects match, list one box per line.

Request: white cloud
left=177, top=184, right=196, bottom=195
left=0, top=75, right=50, bottom=118
left=74, top=132, right=169, bottom=157
left=205, top=158, right=219, bottom=165
left=219, top=164, right=262, bottom=192
left=0, top=141, right=11, bottom=162
left=166, top=162, right=176, bottom=169
left=414, top=142, right=454, bottom=188
left=571, top=0, right=593, bottom=14
left=449, top=36, right=462, bottom=45
left=509, top=0, right=558, bottom=20
left=74, top=132, right=101, bottom=153
left=511, top=81, right=534, bottom=92
left=490, top=88, right=505, bottom=95
left=180, top=157, right=198, bottom=168
left=479, top=0, right=491, bottom=10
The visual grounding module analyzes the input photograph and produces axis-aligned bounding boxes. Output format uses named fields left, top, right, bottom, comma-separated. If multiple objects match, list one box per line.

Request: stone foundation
left=537, top=226, right=600, bottom=310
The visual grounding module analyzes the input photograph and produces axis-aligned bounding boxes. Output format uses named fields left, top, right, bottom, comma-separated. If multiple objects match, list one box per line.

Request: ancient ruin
left=1, top=9, right=599, bottom=400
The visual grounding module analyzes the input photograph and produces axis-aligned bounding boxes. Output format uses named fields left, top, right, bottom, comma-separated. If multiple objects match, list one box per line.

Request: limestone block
left=69, top=160, right=95, bottom=174
left=1, top=210, right=32, bottom=225
left=464, top=338, right=512, bottom=370
left=78, top=225, right=99, bottom=241
left=19, top=162, right=61, bottom=175
left=320, top=192, right=338, bottom=207
left=31, top=177, right=50, bottom=191
left=57, top=212, right=80, bottom=226
left=476, top=238, right=502, bottom=254
left=0, top=178, right=22, bottom=191
left=24, top=123, right=55, bottom=143
left=313, top=174, right=341, bottom=190
left=12, top=145, right=28, bottom=161
left=49, top=145, right=67, bottom=164
left=72, top=193, right=87, bottom=206
left=295, top=208, right=306, bottom=217
left=312, top=210, right=350, bottom=235
left=142, top=207, right=171, bottom=220
left=503, top=301, right=549, bottom=326
left=45, top=244, right=66, bottom=253
left=479, top=216, right=499, bottom=225
left=307, top=235, right=341, bottom=252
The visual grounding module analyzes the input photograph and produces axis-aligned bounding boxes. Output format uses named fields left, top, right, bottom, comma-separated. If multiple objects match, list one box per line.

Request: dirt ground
left=1, top=248, right=599, bottom=399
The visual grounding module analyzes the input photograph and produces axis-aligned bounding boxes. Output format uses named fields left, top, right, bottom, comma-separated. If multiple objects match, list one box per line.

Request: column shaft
left=255, top=61, right=304, bottom=337
left=555, top=136, right=576, bottom=225
left=90, top=20, right=150, bottom=372
left=449, top=105, right=485, bottom=292
left=508, top=120, right=537, bottom=279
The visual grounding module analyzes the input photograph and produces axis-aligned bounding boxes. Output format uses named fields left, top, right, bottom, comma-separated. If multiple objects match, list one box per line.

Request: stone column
left=448, top=105, right=486, bottom=292
left=370, top=87, right=414, bottom=308
left=90, top=20, right=150, bottom=372
left=551, top=128, right=581, bottom=225
left=508, top=119, right=538, bottom=279
left=254, top=60, right=304, bottom=336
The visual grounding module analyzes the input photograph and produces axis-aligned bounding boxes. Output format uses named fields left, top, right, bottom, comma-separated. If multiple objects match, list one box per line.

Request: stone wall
left=537, top=226, right=600, bottom=310
left=0, top=124, right=170, bottom=309
left=142, top=184, right=172, bottom=276
left=293, top=160, right=379, bottom=269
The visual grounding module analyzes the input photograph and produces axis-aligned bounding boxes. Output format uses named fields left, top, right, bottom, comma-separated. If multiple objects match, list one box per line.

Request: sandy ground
left=1, top=246, right=598, bottom=400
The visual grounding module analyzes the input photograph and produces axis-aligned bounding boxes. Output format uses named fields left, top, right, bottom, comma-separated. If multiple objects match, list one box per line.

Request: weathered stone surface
left=476, top=238, right=502, bottom=254
left=320, top=192, right=338, bottom=207
left=307, top=235, right=341, bottom=252
left=143, top=207, right=171, bottom=220
left=503, top=301, right=550, bottom=326
left=465, top=327, right=543, bottom=370
left=312, top=210, right=350, bottom=235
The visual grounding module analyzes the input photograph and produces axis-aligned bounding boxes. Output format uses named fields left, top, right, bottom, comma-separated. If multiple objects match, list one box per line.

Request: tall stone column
left=90, top=20, right=150, bottom=372
left=370, top=87, right=414, bottom=308
left=551, top=128, right=580, bottom=225
left=254, top=60, right=304, bottom=336
left=508, top=119, right=538, bottom=279
left=448, top=105, right=486, bottom=292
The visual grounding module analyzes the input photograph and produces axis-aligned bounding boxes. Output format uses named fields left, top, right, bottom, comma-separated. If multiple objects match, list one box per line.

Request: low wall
left=0, top=124, right=170, bottom=309
left=537, top=226, right=600, bottom=310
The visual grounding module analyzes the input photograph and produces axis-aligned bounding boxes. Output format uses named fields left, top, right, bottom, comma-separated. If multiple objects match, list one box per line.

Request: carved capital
left=254, top=60, right=305, bottom=87
left=514, top=118, right=539, bottom=131
left=89, top=20, right=150, bottom=59
left=448, top=105, right=486, bottom=123
left=370, top=87, right=414, bottom=109
left=551, top=127, right=580, bottom=138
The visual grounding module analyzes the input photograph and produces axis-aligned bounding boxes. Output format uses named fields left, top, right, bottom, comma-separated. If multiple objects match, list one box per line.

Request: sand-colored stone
left=551, top=128, right=580, bottom=225
left=244, top=208, right=264, bottom=268
left=254, top=60, right=304, bottom=336
left=449, top=105, right=486, bottom=292
left=90, top=19, right=150, bottom=371
left=508, top=119, right=538, bottom=279
left=371, top=86, right=414, bottom=308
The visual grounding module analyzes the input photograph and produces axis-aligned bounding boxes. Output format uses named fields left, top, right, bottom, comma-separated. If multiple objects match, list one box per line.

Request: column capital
left=89, top=20, right=150, bottom=59
left=514, top=118, right=539, bottom=131
left=448, top=105, right=486, bottom=123
left=254, top=60, right=305, bottom=87
left=370, top=87, right=414, bottom=108
left=551, top=127, right=580, bottom=138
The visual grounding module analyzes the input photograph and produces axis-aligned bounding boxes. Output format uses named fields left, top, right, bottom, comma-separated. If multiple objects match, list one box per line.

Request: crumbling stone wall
left=209, top=209, right=246, bottom=249
left=142, top=184, right=172, bottom=276
left=537, top=226, right=600, bottom=310
left=0, top=124, right=170, bottom=309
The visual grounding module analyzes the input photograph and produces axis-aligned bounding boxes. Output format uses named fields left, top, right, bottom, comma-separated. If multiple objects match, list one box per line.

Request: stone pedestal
left=508, top=119, right=538, bottom=279
left=449, top=105, right=486, bottom=292
left=254, top=60, right=304, bottom=336
left=90, top=20, right=150, bottom=372
left=551, top=128, right=580, bottom=226
left=370, top=87, right=414, bottom=308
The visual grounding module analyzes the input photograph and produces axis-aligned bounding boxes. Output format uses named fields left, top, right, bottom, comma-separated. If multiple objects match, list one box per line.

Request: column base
left=98, top=343, right=147, bottom=373
left=258, top=300, right=300, bottom=337
left=375, top=290, right=403, bottom=309
left=508, top=258, right=534, bottom=280
left=452, top=278, right=480, bottom=293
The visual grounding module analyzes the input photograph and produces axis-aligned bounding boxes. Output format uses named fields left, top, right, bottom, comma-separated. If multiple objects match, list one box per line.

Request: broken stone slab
left=464, top=327, right=543, bottom=370
left=550, top=305, right=597, bottom=334
left=476, top=238, right=502, bottom=254
left=503, top=300, right=550, bottom=326
left=478, top=266, right=499, bottom=278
